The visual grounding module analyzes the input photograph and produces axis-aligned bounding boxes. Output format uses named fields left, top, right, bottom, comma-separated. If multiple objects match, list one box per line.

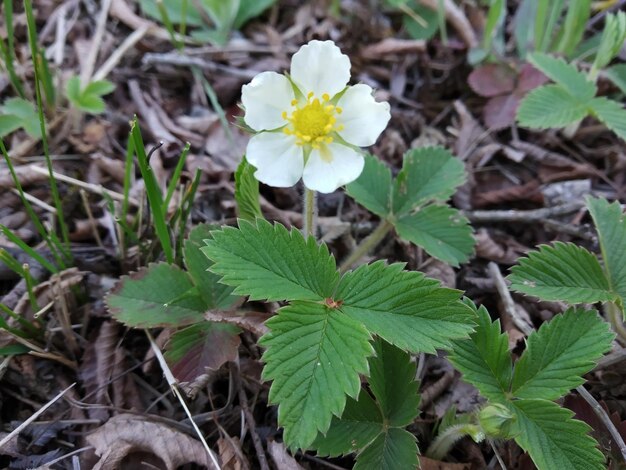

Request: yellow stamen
left=281, top=91, right=342, bottom=147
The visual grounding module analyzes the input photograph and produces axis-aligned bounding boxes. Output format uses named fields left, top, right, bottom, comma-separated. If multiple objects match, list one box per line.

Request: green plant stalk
left=426, top=423, right=483, bottom=460
left=339, top=219, right=394, bottom=273
left=179, top=0, right=188, bottom=36
left=0, top=303, right=40, bottom=338
left=155, top=0, right=184, bottom=51
left=605, top=301, right=626, bottom=343
left=37, top=51, right=56, bottom=110
left=175, top=169, right=201, bottom=262
left=163, top=142, right=190, bottom=212
left=24, top=0, right=71, bottom=257
left=193, top=68, right=233, bottom=142
left=0, top=0, right=25, bottom=98
left=22, top=264, right=40, bottom=312
left=0, top=249, right=26, bottom=276
left=303, top=189, right=317, bottom=237
left=130, top=118, right=174, bottom=264
left=437, top=0, right=447, bottom=44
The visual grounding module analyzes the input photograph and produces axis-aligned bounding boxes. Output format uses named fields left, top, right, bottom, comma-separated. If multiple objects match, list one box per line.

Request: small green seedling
left=517, top=13, right=626, bottom=141
left=65, top=76, right=115, bottom=114
left=449, top=301, right=613, bottom=470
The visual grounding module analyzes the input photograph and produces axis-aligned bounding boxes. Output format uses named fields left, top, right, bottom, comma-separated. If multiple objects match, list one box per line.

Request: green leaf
left=345, top=154, right=392, bottom=218
left=314, top=392, right=383, bottom=457
left=517, top=84, right=591, bottom=129
left=509, top=399, right=605, bottom=470
left=233, top=0, right=276, bottom=28
left=184, top=224, right=237, bottom=309
left=65, top=76, right=81, bottom=102
left=312, top=339, right=419, bottom=462
left=449, top=301, right=511, bottom=402
left=508, top=242, right=615, bottom=303
left=395, top=205, right=474, bottom=267
left=593, top=12, right=626, bottom=71
left=260, top=301, right=373, bottom=449
left=105, top=263, right=207, bottom=327
left=202, top=0, right=239, bottom=29
left=403, top=2, right=440, bottom=41
left=392, top=147, right=466, bottom=216
left=605, top=64, right=626, bottom=95
left=589, top=97, right=626, bottom=141
left=511, top=308, right=614, bottom=400
left=75, top=94, right=106, bottom=114
left=368, top=339, right=419, bottom=427
left=0, top=98, right=41, bottom=138
left=139, top=0, right=205, bottom=26
left=528, top=53, right=596, bottom=100
left=201, top=220, right=339, bottom=302
left=355, top=428, right=418, bottom=470
left=587, top=196, right=626, bottom=303
left=336, top=261, right=474, bottom=353
left=234, top=156, right=263, bottom=221
left=83, top=79, right=115, bottom=96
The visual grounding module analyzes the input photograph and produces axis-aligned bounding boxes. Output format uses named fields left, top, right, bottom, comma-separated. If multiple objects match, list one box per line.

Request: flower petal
left=241, top=72, right=294, bottom=131
left=246, top=132, right=304, bottom=188
left=302, top=143, right=364, bottom=193
left=336, top=84, right=391, bottom=147
left=290, top=40, right=351, bottom=98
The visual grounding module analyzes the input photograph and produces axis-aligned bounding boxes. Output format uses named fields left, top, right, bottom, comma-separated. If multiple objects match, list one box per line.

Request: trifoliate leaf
left=589, top=97, right=626, bottom=141
left=234, top=156, right=263, bottom=221
left=511, top=308, right=614, bottom=400
left=355, top=428, right=418, bottom=470
left=392, top=147, right=466, bottom=216
left=336, top=261, right=474, bottom=353
left=260, top=302, right=373, bottom=449
left=449, top=301, right=511, bottom=402
left=605, top=64, right=626, bottom=95
left=508, top=242, right=616, bottom=303
left=395, top=205, right=474, bottom=267
left=587, top=196, right=626, bottom=304
left=508, top=399, right=605, bottom=470
left=516, top=84, right=591, bottom=129
left=528, top=53, right=596, bottom=100
left=184, top=224, right=237, bottom=309
left=202, top=220, right=339, bottom=302
left=65, top=76, right=114, bottom=114
left=345, top=154, right=392, bottom=217
left=313, top=391, right=383, bottom=457
left=369, top=339, right=420, bottom=427
left=106, top=263, right=206, bottom=327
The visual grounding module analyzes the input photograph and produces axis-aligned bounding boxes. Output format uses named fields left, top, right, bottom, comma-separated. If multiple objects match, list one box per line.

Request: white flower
left=241, top=40, right=391, bottom=194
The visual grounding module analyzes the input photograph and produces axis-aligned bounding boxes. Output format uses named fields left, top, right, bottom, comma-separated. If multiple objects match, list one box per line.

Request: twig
left=92, top=25, right=150, bottom=81
left=0, top=382, right=76, bottom=449
left=80, top=0, right=113, bottom=86
left=417, top=0, right=478, bottom=47
left=576, top=385, right=626, bottom=462
left=488, top=439, right=508, bottom=470
left=234, top=362, right=270, bottom=470
left=29, top=165, right=139, bottom=206
left=488, top=262, right=626, bottom=464
left=465, top=202, right=585, bottom=224
left=142, top=52, right=258, bottom=80
left=144, top=330, right=221, bottom=470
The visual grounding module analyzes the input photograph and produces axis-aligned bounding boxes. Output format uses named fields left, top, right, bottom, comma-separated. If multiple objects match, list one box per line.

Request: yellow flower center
left=282, top=92, right=343, bottom=148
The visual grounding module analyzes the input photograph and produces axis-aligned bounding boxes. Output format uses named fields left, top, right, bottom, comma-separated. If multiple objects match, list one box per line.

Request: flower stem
left=303, top=189, right=317, bottom=238
left=606, top=301, right=626, bottom=344
left=339, top=219, right=393, bottom=273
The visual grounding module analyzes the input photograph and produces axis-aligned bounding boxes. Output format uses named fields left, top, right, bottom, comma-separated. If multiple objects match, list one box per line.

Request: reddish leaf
left=165, top=322, right=240, bottom=396
left=468, top=64, right=516, bottom=97
left=516, top=63, right=549, bottom=95
left=483, top=94, right=521, bottom=129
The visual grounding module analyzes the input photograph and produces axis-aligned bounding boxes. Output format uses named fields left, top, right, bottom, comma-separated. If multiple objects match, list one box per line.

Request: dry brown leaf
left=86, top=414, right=218, bottom=470
left=267, top=440, right=304, bottom=470
left=218, top=436, right=250, bottom=470
left=79, top=321, right=119, bottom=421
left=361, top=38, right=426, bottom=59
left=419, top=455, right=471, bottom=469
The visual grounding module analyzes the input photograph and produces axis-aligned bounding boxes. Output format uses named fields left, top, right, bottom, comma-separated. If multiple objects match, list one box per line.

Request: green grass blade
left=155, top=0, right=184, bottom=50
left=163, top=142, right=190, bottom=212
left=130, top=118, right=174, bottom=264
left=0, top=225, right=58, bottom=274
left=24, top=0, right=71, bottom=259
left=0, top=0, right=25, bottom=98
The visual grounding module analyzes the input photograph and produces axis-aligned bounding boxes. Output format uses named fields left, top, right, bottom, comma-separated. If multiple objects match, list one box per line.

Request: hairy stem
left=339, top=219, right=393, bottom=273
left=606, top=301, right=626, bottom=344
left=426, top=424, right=482, bottom=461
left=303, top=189, right=317, bottom=238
